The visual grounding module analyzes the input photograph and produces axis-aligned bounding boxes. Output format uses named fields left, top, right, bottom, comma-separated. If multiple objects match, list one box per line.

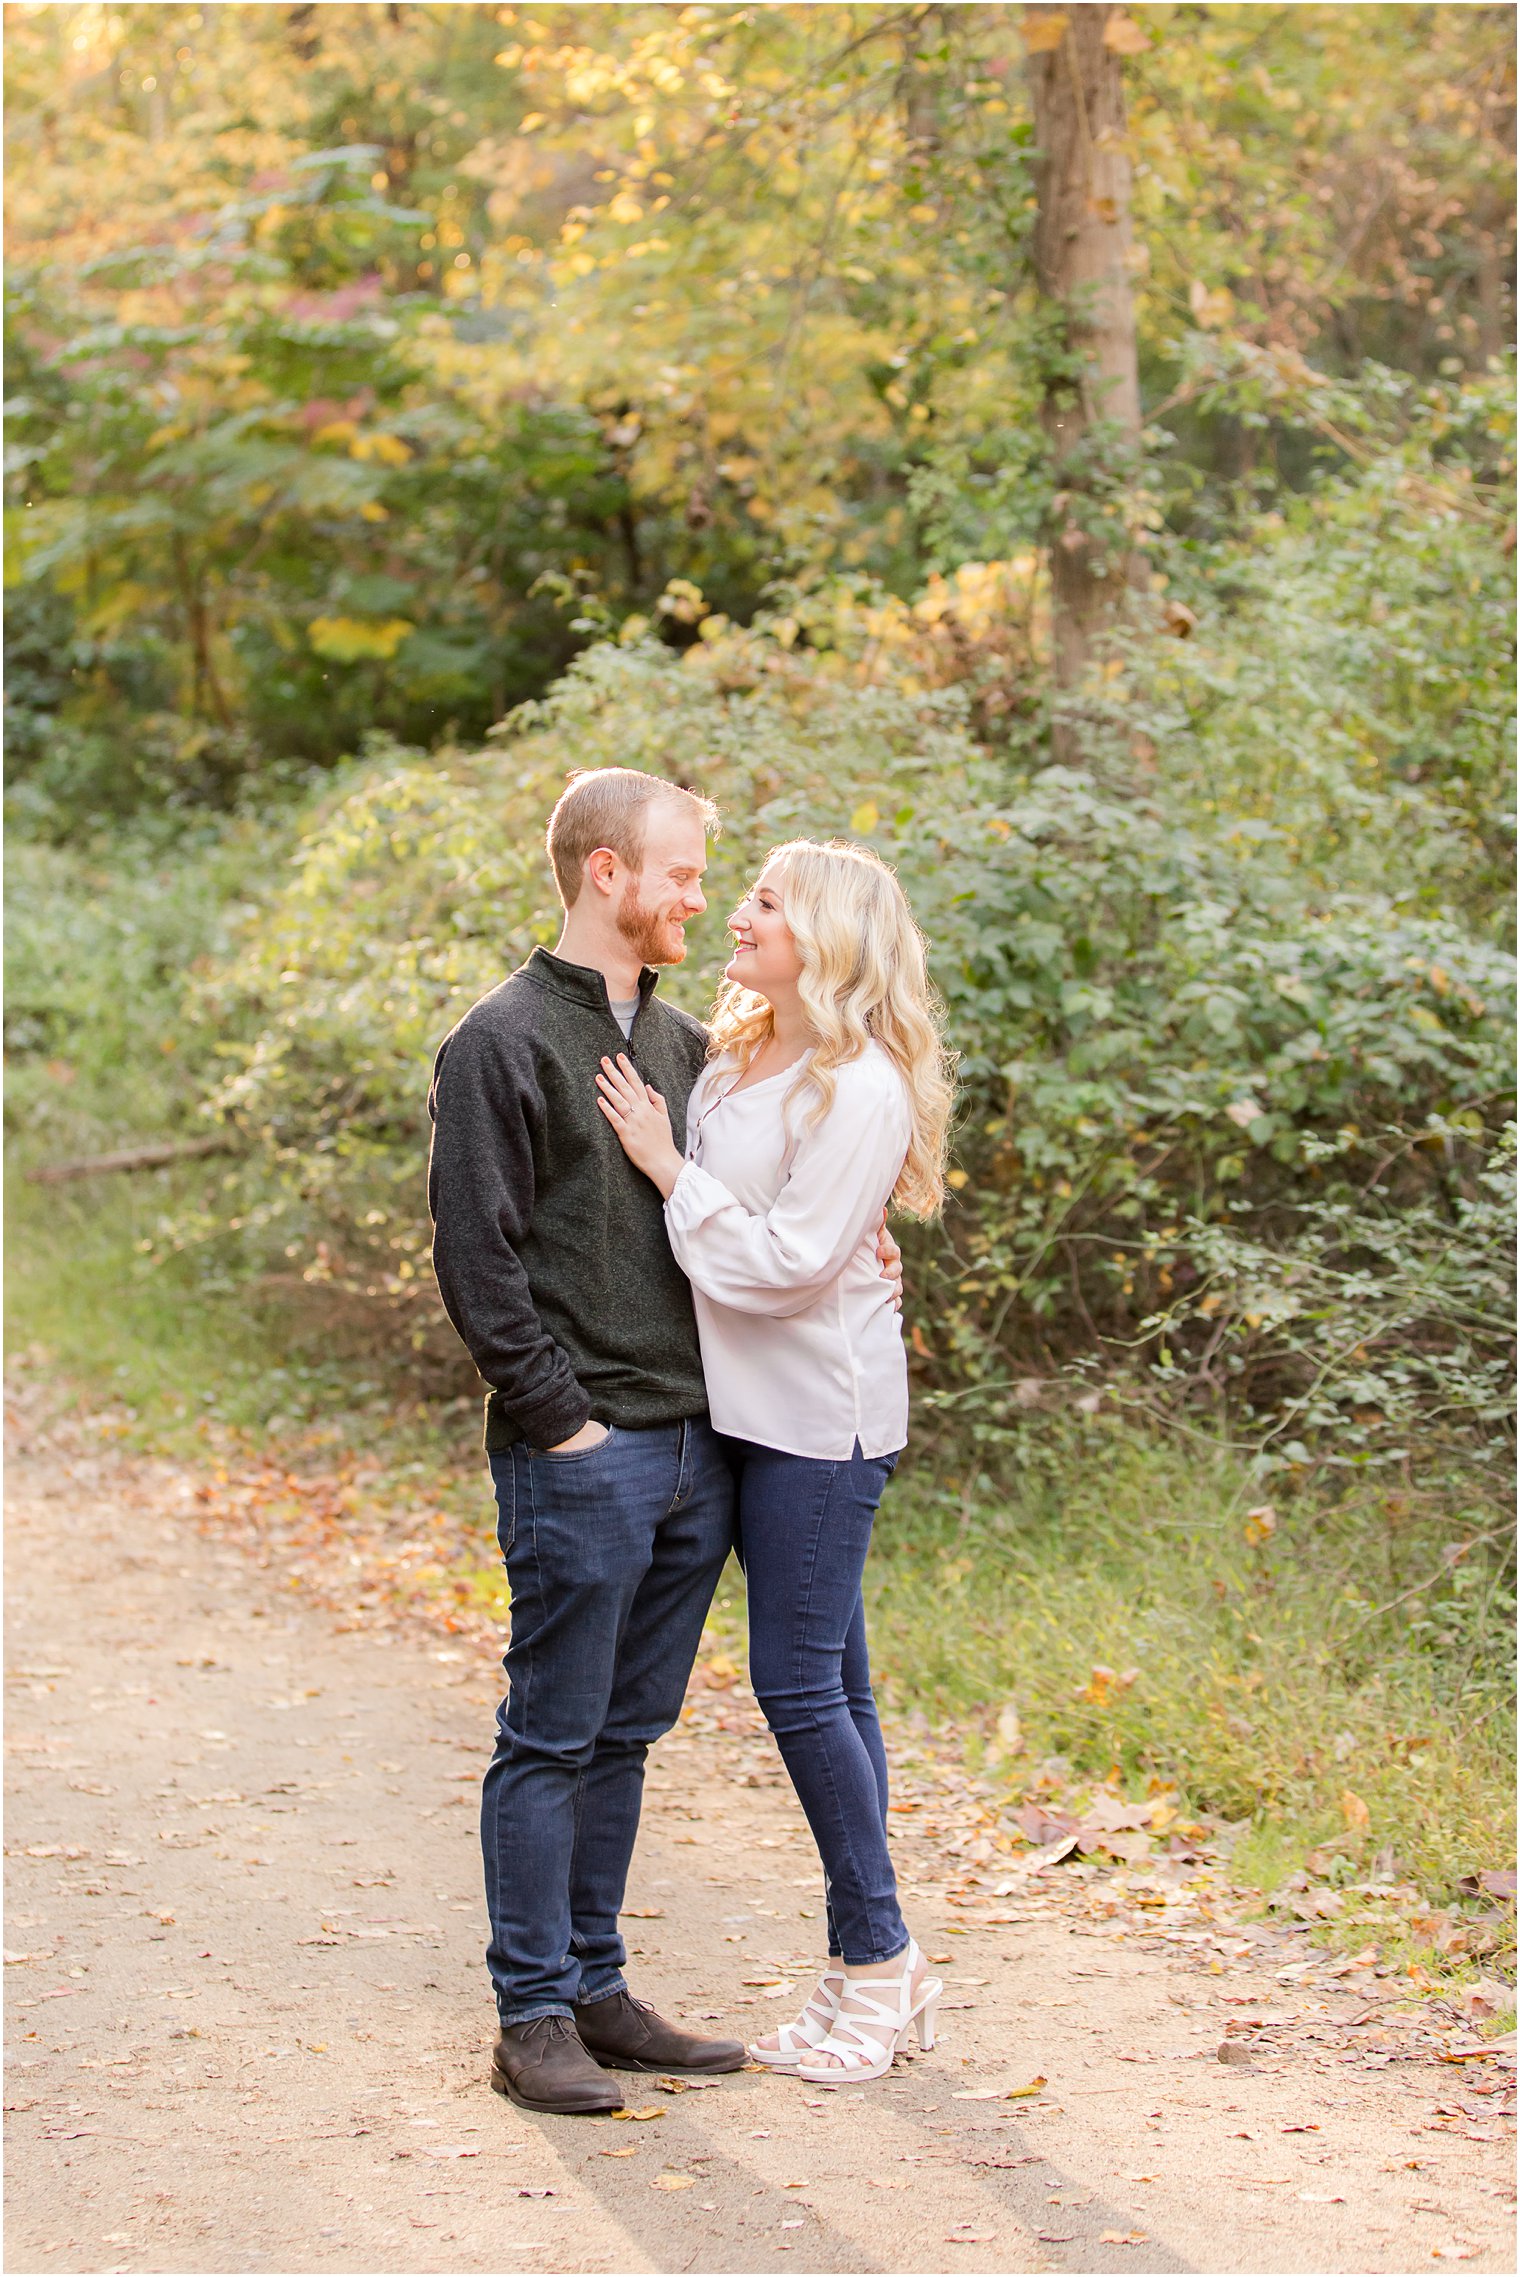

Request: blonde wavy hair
left=707, top=839, right=955, bottom=1219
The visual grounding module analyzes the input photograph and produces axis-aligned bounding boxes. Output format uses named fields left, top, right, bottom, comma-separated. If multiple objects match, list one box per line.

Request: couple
left=427, top=765, right=953, bottom=2115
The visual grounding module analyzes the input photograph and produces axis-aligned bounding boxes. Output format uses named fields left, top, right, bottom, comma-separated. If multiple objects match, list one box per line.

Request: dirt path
left=5, top=1412, right=1514, bottom=2277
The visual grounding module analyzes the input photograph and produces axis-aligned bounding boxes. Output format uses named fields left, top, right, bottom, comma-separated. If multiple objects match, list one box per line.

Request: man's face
left=615, top=803, right=709, bottom=967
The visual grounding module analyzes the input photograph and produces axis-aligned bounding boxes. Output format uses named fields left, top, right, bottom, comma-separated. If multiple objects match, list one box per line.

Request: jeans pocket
left=489, top=1446, right=519, bottom=1556
left=536, top=1424, right=619, bottom=1463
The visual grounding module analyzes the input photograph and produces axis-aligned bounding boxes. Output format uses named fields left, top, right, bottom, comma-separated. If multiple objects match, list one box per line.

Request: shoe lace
left=523, top=2014, right=576, bottom=2045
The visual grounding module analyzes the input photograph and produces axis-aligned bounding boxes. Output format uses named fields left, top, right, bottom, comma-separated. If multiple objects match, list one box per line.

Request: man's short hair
left=545, top=767, right=719, bottom=907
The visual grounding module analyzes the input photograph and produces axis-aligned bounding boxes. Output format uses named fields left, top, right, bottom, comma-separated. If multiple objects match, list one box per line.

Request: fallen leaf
left=1006, top=2075, right=1048, bottom=2100
left=1079, top=1793, right=1154, bottom=1835
left=952, top=2088, right=1006, bottom=2101
left=651, top=2173, right=694, bottom=2191
left=1023, top=1834, right=1080, bottom=1873
left=946, top=2234, right=996, bottom=2245
left=420, top=2146, right=479, bottom=2161
left=612, top=2106, right=665, bottom=2122
left=1457, top=1979, right=1509, bottom=2024
left=1340, top=1788, right=1371, bottom=1831
left=1431, top=2249, right=1480, bottom=2263
left=780, top=2218, right=804, bottom=2230
left=1218, top=2042, right=1257, bottom=2066
left=1037, top=2233, right=1076, bottom=2245
left=517, top=2186, right=555, bottom=2198
left=623, top=1908, right=664, bottom=1919
left=601, top=2144, right=640, bottom=2158
left=1016, top=1800, right=1079, bottom=1842
left=1100, top=2233, right=1149, bottom=2247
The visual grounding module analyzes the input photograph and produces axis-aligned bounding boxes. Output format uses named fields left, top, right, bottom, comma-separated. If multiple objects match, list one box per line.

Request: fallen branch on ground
left=25, top=1135, right=239, bottom=1184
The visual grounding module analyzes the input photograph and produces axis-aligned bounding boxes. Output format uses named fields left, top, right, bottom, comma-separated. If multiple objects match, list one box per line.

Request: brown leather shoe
left=490, top=2016, right=626, bottom=2114
left=574, top=1987, right=746, bottom=2074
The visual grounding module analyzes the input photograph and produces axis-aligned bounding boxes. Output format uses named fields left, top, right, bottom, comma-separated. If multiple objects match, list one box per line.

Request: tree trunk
left=1025, top=4, right=1143, bottom=708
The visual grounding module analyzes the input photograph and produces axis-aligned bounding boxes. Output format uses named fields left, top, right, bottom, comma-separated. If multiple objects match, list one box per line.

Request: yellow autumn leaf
left=1005, top=2074, right=1048, bottom=2099
left=850, top=800, right=879, bottom=833
left=1189, top=279, right=1236, bottom=331
left=350, top=432, right=412, bottom=467
left=1341, top=1788, right=1370, bottom=1830
left=1022, top=12, right=1069, bottom=54
left=651, top=2172, right=694, bottom=2190
left=308, top=616, right=415, bottom=663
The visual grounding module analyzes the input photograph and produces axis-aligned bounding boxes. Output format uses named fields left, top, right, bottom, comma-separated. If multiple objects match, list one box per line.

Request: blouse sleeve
left=663, top=1062, right=910, bottom=1317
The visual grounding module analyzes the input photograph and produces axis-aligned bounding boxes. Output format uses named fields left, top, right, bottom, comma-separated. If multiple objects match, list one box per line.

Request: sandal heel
left=797, top=1942, right=941, bottom=2088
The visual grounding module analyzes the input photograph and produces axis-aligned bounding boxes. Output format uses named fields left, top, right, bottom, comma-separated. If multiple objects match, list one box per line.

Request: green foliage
left=7, top=5, right=1511, bottom=825
left=1137, top=355, right=1516, bottom=925
left=174, top=409, right=1514, bottom=1486
left=4, top=212, right=654, bottom=827
left=4, top=828, right=247, bottom=1150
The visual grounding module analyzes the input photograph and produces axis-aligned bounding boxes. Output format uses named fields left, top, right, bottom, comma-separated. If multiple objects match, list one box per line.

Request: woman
left=594, top=837, right=954, bottom=2087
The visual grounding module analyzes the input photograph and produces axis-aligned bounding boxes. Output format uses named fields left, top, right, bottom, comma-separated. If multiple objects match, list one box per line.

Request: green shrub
left=181, top=534, right=1514, bottom=1481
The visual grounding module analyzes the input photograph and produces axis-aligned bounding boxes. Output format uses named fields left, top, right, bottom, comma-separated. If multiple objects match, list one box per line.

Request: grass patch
left=868, top=1424, right=1515, bottom=1908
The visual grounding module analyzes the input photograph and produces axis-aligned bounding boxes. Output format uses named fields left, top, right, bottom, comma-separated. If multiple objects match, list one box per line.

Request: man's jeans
left=725, top=1435, right=907, bottom=1967
left=483, top=1418, right=733, bottom=2026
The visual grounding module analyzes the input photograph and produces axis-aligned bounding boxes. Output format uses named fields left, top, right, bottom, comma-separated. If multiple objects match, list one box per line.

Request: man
left=427, top=766, right=739, bottom=2115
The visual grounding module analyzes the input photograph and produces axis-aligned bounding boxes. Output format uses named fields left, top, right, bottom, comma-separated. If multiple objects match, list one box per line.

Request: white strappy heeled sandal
left=747, top=1966, right=846, bottom=2072
left=795, top=1939, right=941, bottom=2087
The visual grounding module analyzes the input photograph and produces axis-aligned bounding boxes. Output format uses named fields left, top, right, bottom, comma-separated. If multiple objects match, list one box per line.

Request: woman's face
left=725, top=863, right=803, bottom=1000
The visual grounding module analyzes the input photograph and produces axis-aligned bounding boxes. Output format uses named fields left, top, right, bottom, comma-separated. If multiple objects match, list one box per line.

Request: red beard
left=617, top=882, right=686, bottom=966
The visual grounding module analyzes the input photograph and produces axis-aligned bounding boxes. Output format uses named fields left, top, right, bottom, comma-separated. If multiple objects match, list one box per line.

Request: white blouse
left=663, top=1041, right=912, bottom=1459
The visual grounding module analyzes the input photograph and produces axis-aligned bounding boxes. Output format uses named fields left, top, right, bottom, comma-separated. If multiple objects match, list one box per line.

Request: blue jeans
left=483, top=1417, right=733, bottom=2026
left=724, top=1435, right=907, bottom=1967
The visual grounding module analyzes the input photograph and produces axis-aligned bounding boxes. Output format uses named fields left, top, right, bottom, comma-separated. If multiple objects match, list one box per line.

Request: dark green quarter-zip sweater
left=427, top=946, right=709, bottom=1452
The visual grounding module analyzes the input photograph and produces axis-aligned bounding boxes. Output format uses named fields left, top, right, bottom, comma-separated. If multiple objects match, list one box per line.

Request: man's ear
left=585, top=846, right=620, bottom=900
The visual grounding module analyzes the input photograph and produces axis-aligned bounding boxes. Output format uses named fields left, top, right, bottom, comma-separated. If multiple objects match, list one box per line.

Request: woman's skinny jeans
left=722, top=1434, right=907, bottom=1967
